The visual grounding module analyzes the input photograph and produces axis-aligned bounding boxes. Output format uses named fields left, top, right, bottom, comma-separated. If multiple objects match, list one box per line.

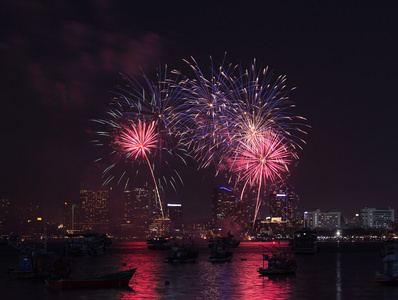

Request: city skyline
left=1, top=1, right=397, bottom=221
left=2, top=185, right=395, bottom=227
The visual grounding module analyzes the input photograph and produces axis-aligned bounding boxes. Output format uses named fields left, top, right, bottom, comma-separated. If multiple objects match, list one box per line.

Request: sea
left=1, top=240, right=397, bottom=300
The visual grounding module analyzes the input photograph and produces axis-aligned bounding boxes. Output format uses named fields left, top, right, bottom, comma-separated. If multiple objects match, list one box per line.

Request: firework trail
left=92, top=66, right=189, bottom=219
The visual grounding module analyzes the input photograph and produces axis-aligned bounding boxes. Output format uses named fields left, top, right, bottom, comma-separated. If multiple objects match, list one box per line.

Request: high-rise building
left=167, top=203, right=183, bottom=222
left=269, top=183, right=298, bottom=223
left=303, top=209, right=320, bottom=229
left=318, top=210, right=341, bottom=230
left=211, top=186, right=238, bottom=227
left=303, top=209, right=341, bottom=230
left=359, top=207, right=395, bottom=229
left=77, top=189, right=110, bottom=232
left=122, top=188, right=134, bottom=225
left=63, top=201, right=80, bottom=233
left=132, top=186, right=155, bottom=237
left=119, top=185, right=168, bottom=238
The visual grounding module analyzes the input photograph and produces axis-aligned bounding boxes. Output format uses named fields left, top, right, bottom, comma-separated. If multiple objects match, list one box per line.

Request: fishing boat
left=164, top=238, right=199, bottom=263
left=45, top=267, right=137, bottom=288
left=292, top=229, right=318, bottom=254
left=7, top=250, right=73, bottom=279
left=258, top=246, right=297, bottom=276
left=147, top=236, right=172, bottom=250
left=375, top=241, right=398, bottom=285
left=208, top=237, right=233, bottom=263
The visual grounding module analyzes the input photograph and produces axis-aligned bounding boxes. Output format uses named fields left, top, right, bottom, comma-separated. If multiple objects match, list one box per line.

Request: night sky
left=1, top=1, right=397, bottom=221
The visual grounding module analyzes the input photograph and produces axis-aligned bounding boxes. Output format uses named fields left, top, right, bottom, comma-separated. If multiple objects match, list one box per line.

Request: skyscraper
left=78, top=189, right=110, bottom=232
left=211, top=186, right=238, bottom=228
left=269, top=183, right=298, bottom=223
left=63, top=201, right=80, bottom=233
left=132, top=186, right=155, bottom=237
left=167, top=203, right=183, bottom=222
left=122, top=188, right=134, bottom=225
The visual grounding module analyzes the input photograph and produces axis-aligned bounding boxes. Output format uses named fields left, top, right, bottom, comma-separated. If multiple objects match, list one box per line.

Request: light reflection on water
left=118, top=241, right=294, bottom=299
left=1, top=241, right=398, bottom=300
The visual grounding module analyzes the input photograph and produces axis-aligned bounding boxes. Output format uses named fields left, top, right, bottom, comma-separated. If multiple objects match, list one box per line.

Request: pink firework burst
left=116, top=120, right=165, bottom=219
left=231, top=131, right=295, bottom=226
left=117, top=120, right=158, bottom=160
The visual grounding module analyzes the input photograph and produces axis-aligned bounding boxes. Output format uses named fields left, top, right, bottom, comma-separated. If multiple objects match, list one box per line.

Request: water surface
left=1, top=241, right=397, bottom=299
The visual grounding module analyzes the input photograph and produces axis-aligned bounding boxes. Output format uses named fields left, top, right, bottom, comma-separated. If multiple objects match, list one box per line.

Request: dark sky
left=1, top=1, right=397, bottom=221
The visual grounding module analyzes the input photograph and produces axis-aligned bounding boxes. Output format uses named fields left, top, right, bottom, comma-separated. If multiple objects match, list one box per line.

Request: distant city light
left=276, top=193, right=286, bottom=197
left=167, top=204, right=182, bottom=207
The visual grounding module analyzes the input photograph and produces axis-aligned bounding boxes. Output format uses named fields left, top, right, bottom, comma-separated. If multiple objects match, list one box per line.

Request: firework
left=92, top=66, right=189, bottom=219
left=230, top=131, right=295, bottom=225
left=176, top=55, right=238, bottom=170
left=92, top=56, right=307, bottom=225
left=177, top=55, right=307, bottom=225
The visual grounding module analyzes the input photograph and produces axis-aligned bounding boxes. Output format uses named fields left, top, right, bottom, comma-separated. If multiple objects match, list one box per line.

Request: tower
left=211, top=186, right=237, bottom=228
left=78, top=189, right=110, bottom=232
left=269, top=183, right=297, bottom=223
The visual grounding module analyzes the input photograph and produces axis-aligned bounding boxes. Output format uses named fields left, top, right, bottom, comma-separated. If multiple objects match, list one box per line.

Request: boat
left=208, top=237, right=233, bottom=263
left=292, top=229, right=318, bottom=254
left=45, top=267, right=137, bottom=288
left=66, top=233, right=111, bottom=256
left=375, top=241, right=398, bottom=285
left=258, top=246, right=297, bottom=276
left=7, top=248, right=73, bottom=279
left=164, top=238, right=199, bottom=263
left=208, top=231, right=240, bottom=249
left=147, top=236, right=172, bottom=250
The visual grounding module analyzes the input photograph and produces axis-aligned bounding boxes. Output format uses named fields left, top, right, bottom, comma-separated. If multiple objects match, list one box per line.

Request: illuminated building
left=167, top=203, right=183, bottom=222
left=132, top=186, right=156, bottom=237
left=211, top=186, right=238, bottom=227
left=78, top=189, right=110, bottom=232
left=359, top=207, right=394, bottom=229
left=119, top=185, right=167, bottom=238
left=269, top=183, right=297, bottom=223
left=122, top=188, right=134, bottom=225
left=304, top=209, right=341, bottom=230
left=318, top=210, right=341, bottom=230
